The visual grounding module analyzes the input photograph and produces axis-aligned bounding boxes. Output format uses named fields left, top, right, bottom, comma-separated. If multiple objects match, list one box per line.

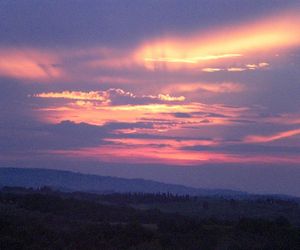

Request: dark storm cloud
left=0, top=119, right=157, bottom=152
left=0, top=78, right=35, bottom=124
left=0, top=121, right=105, bottom=152
left=172, top=112, right=192, bottom=118
left=0, top=118, right=213, bottom=153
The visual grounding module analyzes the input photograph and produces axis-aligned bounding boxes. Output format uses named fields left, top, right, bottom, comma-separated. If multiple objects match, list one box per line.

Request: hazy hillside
left=0, top=168, right=247, bottom=197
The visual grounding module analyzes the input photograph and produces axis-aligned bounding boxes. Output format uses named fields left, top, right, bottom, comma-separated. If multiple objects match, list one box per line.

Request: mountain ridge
left=0, top=167, right=248, bottom=197
left=1, top=167, right=299, bottom=200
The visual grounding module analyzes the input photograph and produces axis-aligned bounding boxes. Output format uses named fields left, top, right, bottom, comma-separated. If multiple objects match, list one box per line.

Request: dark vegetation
left=0, top=187, right=300, bottom=250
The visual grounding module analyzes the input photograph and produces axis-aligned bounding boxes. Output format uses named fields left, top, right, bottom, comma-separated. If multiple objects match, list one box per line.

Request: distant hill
left=0, top=167, right=247, bottom=197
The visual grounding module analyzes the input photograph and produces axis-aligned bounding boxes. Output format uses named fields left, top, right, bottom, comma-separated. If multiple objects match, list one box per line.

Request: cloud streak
left=164, top=82, right=244, bottom=94
left=245, top=128, right=300, bottom=143
left=202, top=62, right=269, bottom=73
left=34, top=88, right=185, bottom=105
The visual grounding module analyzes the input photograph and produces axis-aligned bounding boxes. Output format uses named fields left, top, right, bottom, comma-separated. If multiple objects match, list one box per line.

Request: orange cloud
left=105, top=138, right=216, bottom=147
left=34, top=95, right=251, bottom=129
left=80, top=11, right=300, bottom=74
left=227, top=67, right=246, bottom=72
left=149, top=94, right=185, bottom=102
left=143, top=53, right=242, bottom=64
left=164, top=82, right=244, bottom=94
left=258, top=62, right=269, bottom=67
left=34, top=91, right=110, bottom=102
left=34, top=89, right=185, bottom=104
left=202, top=62, right=270, bottom=73
left=245, top=62, right=270, bottom=70
left=202, top=68, right=223, bottom=72
left=33, top=88, right=190, bottom=126
left=245, top=128, right=300, bottom=143
left=2, top=10, right=296, bottom=83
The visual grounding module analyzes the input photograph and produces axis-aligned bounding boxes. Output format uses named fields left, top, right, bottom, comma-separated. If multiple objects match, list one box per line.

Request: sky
left=1, top=0, right=300, bottom=196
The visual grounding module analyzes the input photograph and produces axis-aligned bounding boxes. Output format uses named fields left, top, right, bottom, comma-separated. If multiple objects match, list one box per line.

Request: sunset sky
left=1, top=0, right=300, bottom=196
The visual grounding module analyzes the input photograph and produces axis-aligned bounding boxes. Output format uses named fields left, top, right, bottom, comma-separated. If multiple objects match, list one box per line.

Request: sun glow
left=135, top=11, right=300, bottom=70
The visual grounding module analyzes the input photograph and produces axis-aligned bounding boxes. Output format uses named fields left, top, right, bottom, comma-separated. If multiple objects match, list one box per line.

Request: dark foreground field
left=1, top=187, right=300, bottom=250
